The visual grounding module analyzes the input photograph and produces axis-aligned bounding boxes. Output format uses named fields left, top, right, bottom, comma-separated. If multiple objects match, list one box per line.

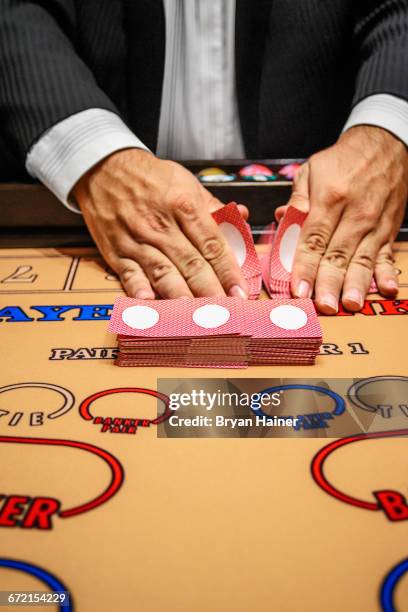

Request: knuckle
left=364, top=209, right=379, bottom=225
left=324, top=184, right=348, bottom=205
left=350, top=208, right=375, bottom=227
left=144, top=211, right=172, bottom=232
left=353, top=209, right=379, bottom=230
left=302, top=231, right=328, bottom=254
left=352, top=252, right=375, bottom=271
left=376, top=250, right=394, bottom=266
left=172, top=196, right=197, bottom=218
left=201, top=236, right=225, bottom=261
left=119, top=266, right=139, bottom=282
left=322, top=248, right=349, bottom=270
left=150, top=262, right=173, bottom=283
left=183, top=255, right=206, bottom=278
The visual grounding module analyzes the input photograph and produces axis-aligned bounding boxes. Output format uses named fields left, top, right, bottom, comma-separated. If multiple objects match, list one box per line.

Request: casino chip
left=238, top=164, right=277, bottom=182
left=278, top=163, right=301, bottom=181
left=197, top=167, right=236, bottom=183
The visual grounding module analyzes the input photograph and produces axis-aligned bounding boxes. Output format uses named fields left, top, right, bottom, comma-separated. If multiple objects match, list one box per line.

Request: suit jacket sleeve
left=0, top=0, right=120, bottom=162
left=353, top=0, right=408, bottom=105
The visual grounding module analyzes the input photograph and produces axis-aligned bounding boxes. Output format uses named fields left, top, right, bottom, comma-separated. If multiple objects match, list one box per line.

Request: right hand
left=73, top=149, right=249, bottom=299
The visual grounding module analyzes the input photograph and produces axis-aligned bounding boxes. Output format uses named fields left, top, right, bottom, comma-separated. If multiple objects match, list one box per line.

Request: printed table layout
left=0, top=245, right=407, bottom=612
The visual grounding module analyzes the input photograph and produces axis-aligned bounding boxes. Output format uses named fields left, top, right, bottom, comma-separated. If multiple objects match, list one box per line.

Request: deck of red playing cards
left=212, top=203, right=262, bottom=299
left=261, top=205, right=307, bottom=298
left=109, top=296, right=322, bottom=368
left=262, top=205, right=378, bottom=297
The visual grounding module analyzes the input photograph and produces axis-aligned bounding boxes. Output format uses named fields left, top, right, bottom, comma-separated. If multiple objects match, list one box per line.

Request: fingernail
left=343, top=288, right=363, bottom=308
left=385, top=279, right=398, bottom=292
left=229, top=285, right=248, bottom=299
left=321, top=293, right=338, bottom=313
left=295, top=280, right=311, bottom=299
left=135, top=290, right=154, bottom=300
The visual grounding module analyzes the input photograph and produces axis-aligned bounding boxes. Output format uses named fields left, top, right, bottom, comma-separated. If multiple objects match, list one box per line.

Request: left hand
left=276, top=126, right=408, bottom=314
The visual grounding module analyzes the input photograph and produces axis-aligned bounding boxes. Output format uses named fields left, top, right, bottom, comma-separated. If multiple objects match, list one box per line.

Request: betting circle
left=311, top=429, right=408, bottom=513
left=251, top=384, right=345, bottom=420
left=0, top=382, right=75, bottom=419
left=380, top=557, right=408, bottom=612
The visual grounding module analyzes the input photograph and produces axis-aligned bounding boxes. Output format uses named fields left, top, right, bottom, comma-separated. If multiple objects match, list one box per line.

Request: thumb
left=207, top=196, right=249, bottom=221
left=286, top=162, right=310, bottom=213
left=274, top=164, right=310, bottom=223
left=236, top=202, right=249, bottom=221
left=274, top=205, right=288, bottom=222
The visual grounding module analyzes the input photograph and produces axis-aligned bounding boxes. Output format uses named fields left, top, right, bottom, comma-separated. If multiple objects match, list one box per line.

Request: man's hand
left=278, top=126, right=408, bottom=314
left=73, top=149, right=249, bottom=299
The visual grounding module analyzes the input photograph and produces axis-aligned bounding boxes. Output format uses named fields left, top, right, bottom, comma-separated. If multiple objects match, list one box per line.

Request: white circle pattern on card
left=269, top=304, right=308, bottom=330
left=192, top=304, right=231, bottom=329
left=219, top=222, right=246, bottom=267
left=122, top=305, right=160, bottom=330
left=279, top=223, right=301, bottom=272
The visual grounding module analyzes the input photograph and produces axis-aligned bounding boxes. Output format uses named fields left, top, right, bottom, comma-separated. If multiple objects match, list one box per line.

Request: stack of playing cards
left=262, top=205, right=378, bottom=297
left=262, top=205, right=308, bottom=298
left=245, top=299, right=322, bottom=365
left=212, top=203, right=262, bottom=299
left=109, top=296, right=322, bottom=368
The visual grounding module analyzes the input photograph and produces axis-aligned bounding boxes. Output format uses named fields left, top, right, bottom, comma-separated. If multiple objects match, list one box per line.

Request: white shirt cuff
left=25, top=109, right=150, bottom=212
left=343, top=94, right=408, bottom=147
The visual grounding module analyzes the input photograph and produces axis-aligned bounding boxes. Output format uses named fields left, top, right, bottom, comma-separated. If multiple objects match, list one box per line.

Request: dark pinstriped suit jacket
left=0, top=0, right=407, bottom=180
